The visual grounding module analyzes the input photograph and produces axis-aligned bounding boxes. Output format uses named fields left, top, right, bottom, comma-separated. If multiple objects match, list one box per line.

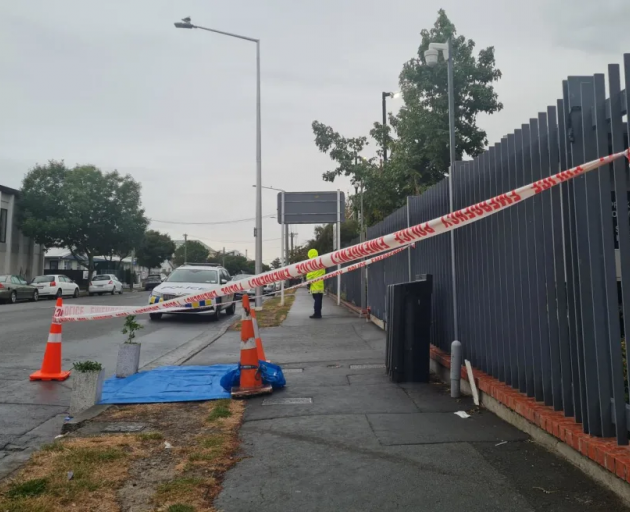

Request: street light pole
left=175, top=18, right=263, bottom=307
left=183, top=233, right=188, bottom=265
left=381, top=91, right=401, bottom=165
left=255, top=184, right=288, bottom=303
left=446, top=38, right=458, bottom=341
left=254, top=41, right=263, bottom=308
left=382, top=92, right=389, bottom=164
left=425, top=38, right=458, bottom=340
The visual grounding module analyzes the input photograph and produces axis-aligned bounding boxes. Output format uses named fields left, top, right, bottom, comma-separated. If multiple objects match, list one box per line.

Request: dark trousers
left=312, top=292, right=323, bottom=317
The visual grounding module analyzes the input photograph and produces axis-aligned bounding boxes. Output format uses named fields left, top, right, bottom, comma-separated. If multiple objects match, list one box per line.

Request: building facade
left=0, top=185, right=45, bottom=280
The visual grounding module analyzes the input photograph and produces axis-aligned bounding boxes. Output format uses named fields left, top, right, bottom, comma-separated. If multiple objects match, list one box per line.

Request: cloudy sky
left=1, top=0, right=629, bottom=263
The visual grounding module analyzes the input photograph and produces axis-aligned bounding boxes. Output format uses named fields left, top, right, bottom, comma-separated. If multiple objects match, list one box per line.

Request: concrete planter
left=116, top=343, right=141, bottom=378
left=69, top=369, right=105, bottom=416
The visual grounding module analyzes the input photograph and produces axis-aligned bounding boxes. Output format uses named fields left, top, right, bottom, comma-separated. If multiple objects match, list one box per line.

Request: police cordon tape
left=53, top=148, right=630, bottom=324
left=53, top=243, right=414, bottom=322
left=283, top=242, right=413, bottom=293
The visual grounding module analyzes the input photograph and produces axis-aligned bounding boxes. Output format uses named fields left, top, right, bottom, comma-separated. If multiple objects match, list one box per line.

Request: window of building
left=50, top=260, right=59, bottom=270
left=0, top=208, right=7, bottom=243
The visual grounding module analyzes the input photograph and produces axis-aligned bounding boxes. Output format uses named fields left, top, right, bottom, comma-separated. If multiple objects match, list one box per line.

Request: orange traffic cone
left=30, top=298, right=71, bottom=382
left=249, top=307, right=268, bottom=362
left=231, top=296, right=272, bottom=398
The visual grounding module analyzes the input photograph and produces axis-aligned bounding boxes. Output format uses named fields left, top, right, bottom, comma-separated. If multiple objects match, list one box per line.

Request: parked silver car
left=0, top=275, right=39, bottom=304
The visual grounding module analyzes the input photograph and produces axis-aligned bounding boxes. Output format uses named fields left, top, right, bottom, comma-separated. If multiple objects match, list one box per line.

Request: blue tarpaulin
left=99, top=365, right=237, bottom=404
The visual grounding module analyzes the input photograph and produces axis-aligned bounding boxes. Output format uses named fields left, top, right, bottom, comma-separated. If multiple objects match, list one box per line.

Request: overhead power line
left=189, top=234, right=282, bottom=244
left=150, top=213, right=275, bottom=225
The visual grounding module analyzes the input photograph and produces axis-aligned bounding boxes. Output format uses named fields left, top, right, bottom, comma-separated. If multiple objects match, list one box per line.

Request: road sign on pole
left=277, top=192, right=345, bottom=225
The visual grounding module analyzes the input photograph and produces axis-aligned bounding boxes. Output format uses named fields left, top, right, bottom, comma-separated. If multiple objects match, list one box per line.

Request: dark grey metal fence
left=334, top=54, right=630, bottom=445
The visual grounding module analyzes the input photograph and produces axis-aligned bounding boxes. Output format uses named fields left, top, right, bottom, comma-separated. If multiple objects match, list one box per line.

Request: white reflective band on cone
left=47, top=333, right=62, bottom=343
left=252, top=318, right=261, bottom=339
left=241, top=339, right=257, bottom=350
left=53, top=148, right=630, bottom=323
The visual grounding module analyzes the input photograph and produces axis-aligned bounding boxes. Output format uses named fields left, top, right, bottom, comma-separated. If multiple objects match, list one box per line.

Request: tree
left=19, top=161, right=149, bottom=278
left=391, top=8, right=502, bottom=182
left=287, top=220, right=360, bottom=265
left=173, top=240, right=209, bottom=266
left=207, top=252, right=271, bottom=275
left=99, top=171, right=148, bottom=264
left=136, top=230, right=176, bottom=270
left=270, top=257, right=282, bottom=270
left=311, top=9, right=502, bottom=225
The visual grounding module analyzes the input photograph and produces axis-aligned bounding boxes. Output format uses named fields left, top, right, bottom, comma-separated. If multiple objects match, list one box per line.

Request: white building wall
left=0, top=187, right=45, bottom=280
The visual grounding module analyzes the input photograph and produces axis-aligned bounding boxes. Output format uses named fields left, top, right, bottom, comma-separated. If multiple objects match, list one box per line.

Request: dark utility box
left=385, top=275, right=433, bottom=383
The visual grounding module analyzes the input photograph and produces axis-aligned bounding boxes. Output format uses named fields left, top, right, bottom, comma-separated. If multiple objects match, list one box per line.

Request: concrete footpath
left=188, top=290, right=627, bottom=511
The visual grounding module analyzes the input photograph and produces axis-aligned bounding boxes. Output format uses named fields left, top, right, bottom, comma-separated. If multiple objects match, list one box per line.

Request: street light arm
left=175, top=21, right=259, bottom=43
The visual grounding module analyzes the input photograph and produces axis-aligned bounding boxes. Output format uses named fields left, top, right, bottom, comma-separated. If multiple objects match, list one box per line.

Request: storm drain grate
left=349, top=364, right=386, bottom=370
left=282, top=368, right=304, bottom=373
left=262, top=397, right=313, bottom=406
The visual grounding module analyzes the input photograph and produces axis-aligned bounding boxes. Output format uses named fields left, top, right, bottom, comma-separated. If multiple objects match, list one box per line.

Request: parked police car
left=147, top=263, right=235, bottom=321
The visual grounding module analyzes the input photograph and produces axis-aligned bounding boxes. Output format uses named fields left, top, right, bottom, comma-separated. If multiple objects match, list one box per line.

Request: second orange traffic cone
left=30, top=298, right=71, bottom=382
left=231, top=295, right=272, bottom=398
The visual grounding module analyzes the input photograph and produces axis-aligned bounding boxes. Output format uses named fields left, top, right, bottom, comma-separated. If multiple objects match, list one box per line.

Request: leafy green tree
left=173, top=240, right=209, bottom=266
left=307, top=220, right=360, bottom=256
left=19, top=161, right=148, bottom=278
left=270, top=257, right=282, bottom=270
left=391, top=8, right=502, bottom=183
left=312, top=9, right=502, bottom=225
left=136, top=230, right=176, bottom=270
left=207, top=252, right=270, bottom=275
left=289, top=245, right=309, bottom=265
left=287, top=220, right=360, bottom=266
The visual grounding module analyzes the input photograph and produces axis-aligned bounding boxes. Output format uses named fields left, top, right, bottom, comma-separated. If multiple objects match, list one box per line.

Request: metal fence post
left=450, top=340, right=462, bottom=398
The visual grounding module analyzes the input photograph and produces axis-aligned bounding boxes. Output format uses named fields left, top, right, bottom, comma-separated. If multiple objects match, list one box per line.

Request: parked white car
left=148, top=263, right=235, bottom=321
left=89, top=274, right=124, bottom=296
left=30, top=274, right=80, bottom=299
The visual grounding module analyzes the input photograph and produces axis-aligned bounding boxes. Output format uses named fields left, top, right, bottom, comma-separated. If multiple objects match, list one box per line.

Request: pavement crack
left=352, top=323, right=375, bottom=350
left=245, top=426, right=457, bottom=477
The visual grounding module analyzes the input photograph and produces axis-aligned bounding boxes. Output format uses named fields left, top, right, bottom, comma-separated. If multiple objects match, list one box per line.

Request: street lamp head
left=392, top=91, right=402, bottom=99
left=424, top=48, right=439, bottom=67
left=425, top=42, right=450, bottom=65
left=174, top=18, right=194, bottom=29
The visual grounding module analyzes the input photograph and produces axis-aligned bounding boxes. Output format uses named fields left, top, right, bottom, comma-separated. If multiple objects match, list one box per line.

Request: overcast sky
left=1, top=0, right=629, bottom=263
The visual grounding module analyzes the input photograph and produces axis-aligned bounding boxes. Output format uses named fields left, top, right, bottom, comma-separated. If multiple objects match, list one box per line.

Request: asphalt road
left=0, top=290, right=237, bottom=477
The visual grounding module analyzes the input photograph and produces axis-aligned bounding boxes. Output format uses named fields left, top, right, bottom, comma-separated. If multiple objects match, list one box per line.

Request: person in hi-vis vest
left=306, top=248, right=325, bottom=319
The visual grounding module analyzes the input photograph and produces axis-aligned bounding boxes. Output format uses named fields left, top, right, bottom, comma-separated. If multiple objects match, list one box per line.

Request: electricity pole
left=183, top=234, right=188, bottom=265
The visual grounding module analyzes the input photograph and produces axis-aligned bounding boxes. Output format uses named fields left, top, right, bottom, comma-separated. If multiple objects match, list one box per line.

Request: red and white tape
left=284, top=243, right=413, bottom=293
left=54, top=148, right=630, bottom=323
left=54, top=244, right=412, bottom=322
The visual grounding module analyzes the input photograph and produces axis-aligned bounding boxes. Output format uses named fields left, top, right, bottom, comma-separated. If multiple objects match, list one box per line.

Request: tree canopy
left=173, top=240, right=209, bottom=266
left=289, top=219, right=360, bottom=264
left=311, top=9, right=502, bottom=225
left=136, top=230, right=175, bottom=270
left=19, top=161, right=148, bottom=276
left=207, top=252, right=271, bottom=275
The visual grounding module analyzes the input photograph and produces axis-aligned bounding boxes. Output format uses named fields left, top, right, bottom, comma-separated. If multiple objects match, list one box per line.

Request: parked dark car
left=143, top=274, right=164, bottom=291
left=0, top=275, right=39, bottom=304
left=231, top=274, right=255, bottom=299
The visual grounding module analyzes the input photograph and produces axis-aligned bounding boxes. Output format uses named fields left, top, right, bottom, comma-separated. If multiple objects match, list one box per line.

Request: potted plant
left=116, top=315, right=143, bottom=378
left=69, top=361, right=105, bottom=415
